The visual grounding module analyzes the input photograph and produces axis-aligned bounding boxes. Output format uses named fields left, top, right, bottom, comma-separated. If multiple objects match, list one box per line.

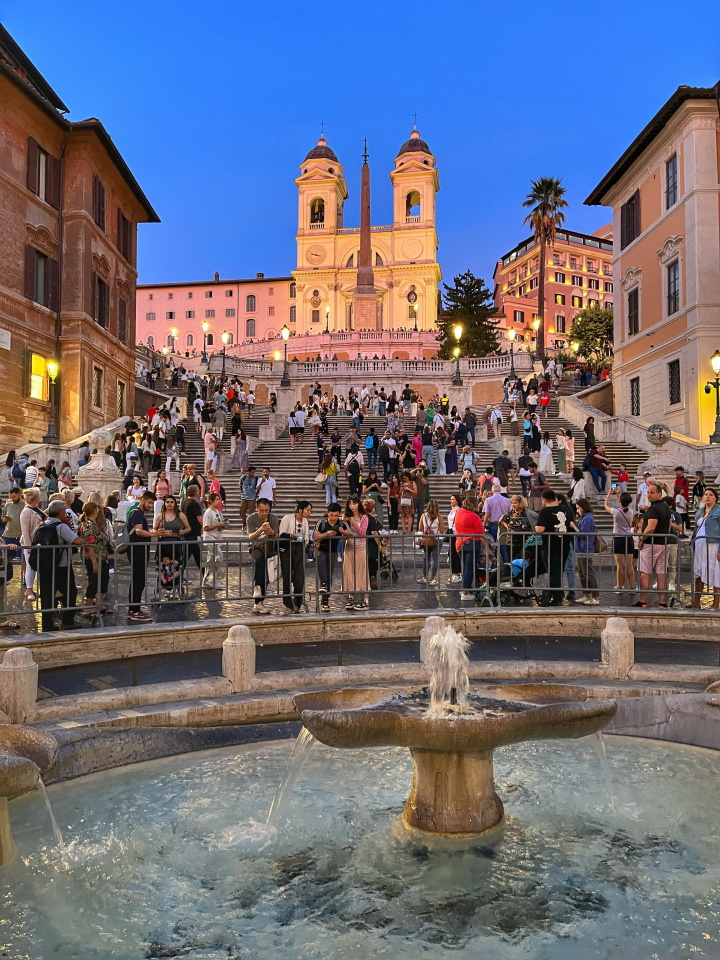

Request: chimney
left=214, top=271, right=220, bottom=282
left=256, top=272, right=265, bottom=278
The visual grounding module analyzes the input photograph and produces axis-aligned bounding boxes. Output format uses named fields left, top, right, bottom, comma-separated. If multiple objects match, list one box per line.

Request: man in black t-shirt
left=637, top=482, right=671, bottom=607
left=492, top=451, right=515, bottom=489
left=535, top=489, right=573, bottom=605
left=314, top=504, right=344, bottom=609
left=181, top=484, right=204, bottom=572
left=126, top=490, right=164, bottom=621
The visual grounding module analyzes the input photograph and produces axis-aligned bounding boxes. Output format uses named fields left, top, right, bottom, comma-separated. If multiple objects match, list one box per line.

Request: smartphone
left=611, top=482, right=617, bottom=490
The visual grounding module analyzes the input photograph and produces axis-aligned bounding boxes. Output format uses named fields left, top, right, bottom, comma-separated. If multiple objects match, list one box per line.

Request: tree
left=522, top=177, right=568, bottom=365
left=436, top=270, right=499, bottom=359
left=568, top=304, right=614, bottom=361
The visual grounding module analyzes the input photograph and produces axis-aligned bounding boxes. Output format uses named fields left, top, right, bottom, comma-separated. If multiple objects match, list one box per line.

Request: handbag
left=400, top=494, right=412, bottom=508
left=314, top=472, right=326, bottom=484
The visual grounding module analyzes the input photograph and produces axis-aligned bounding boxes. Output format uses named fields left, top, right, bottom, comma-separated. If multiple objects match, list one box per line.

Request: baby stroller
left=378, top=549, right=399, bottom=584
left=496, top=534, right=547, bottom=605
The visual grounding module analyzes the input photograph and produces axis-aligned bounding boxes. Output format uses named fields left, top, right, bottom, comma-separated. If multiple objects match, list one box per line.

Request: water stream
left=37, top=778, right=65, bottom=854
left=589, top=731, right=617, bottom=811
left=265, top=727, right=316, bottom=827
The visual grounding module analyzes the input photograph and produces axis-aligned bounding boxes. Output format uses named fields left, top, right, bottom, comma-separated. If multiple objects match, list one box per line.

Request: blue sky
left=4, top=2, right=718, bottom=289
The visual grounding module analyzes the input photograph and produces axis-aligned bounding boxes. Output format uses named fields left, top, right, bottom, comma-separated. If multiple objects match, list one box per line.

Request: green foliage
left=437, top=270, right=499, bottom=359
left=522, top=177, right=568, bottom=244
left=568, top=304, right=614, bottom=361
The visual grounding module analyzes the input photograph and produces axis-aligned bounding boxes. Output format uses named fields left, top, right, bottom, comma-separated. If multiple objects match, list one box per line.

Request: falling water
left=266, top=728, right=316, bottom=827
left=589, top=731, right=617, bottom=812
left=37, top=778, right=66, bottom=854
left=427, top=624, right=471, bottom=716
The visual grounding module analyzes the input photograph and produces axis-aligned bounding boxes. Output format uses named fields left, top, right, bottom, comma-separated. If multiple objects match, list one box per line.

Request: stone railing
left=213, top=354, right=530, bottom=380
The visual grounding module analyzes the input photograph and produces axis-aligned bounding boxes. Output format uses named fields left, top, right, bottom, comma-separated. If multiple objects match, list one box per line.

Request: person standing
left=238, top=467, right=258, bottom=531
left=20, top=488, right=44, bottom=602
left=463, top=408, right=477, bottom=447
left=279, top=500, right=312, bottom=614
left=454, top=495, right=485, bottom=599
left=534, top=489, right=574, bottom=606
left=342, top=496, right=370, bottom=610
left=314, top=503, right=343, bottom=610
left=604, top=489, right=636, bottom=593
left=692, top=488, right=720, bottom=609
left=256, top=467, right=277, bottom=508
left=482, top=483, right=512, bottom=558
left=527, top=463, right=549, bottom=514
left=573, top=498, right=599, bottom=604
left=635, top=482, right=671, bottom=608
left=418, top=500, right=444, bottom=586
left=344, top=445, right=364, bottom=498
left=2, top=487, right=24, bottom=560
left=202, top=492, right=229, bottom=590
left=583, top=417, right=596, bottom=452
left=35, top=501, right=84, bottom=632
left=538, top=433, right=555, bottom=475
left=181, top=483, right=204, bottom=575
left=78, top=501, right=111, bottom=614
left=247, top=497, right=280, bottom=615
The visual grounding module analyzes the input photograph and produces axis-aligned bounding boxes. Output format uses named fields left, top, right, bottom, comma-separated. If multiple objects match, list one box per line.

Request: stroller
left=496, top=534, right=547, bottom=605
left=378, top=546, right=399, bottom=583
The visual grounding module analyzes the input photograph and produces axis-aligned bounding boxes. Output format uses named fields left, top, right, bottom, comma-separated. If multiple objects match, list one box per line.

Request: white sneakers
left=253, top=602, right=270, bottom=615
left=252, top=585, right=262, bottom=598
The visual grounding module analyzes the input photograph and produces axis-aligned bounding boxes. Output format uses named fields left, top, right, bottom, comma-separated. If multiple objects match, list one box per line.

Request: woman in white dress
left=538, top=431, right=555, bottom=474
left=202, top=492, right=229, bottom=589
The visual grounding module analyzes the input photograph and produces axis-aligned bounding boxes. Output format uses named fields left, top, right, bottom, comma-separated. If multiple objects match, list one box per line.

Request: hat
left=643, top=471, right=651, bottom=477
left=72, top=487, right=84, bottom=495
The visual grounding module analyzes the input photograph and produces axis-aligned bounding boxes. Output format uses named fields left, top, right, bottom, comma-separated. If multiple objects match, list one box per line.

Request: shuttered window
left=667, top=261, right=680, bottom=315
left=27, top=138, right=61, bottom=209
left=630, top=378, right=640, bottom=417
left=620, top=190, right=640, bottom=249
left=91, top=273, right=109, bottom=327
left=118, top=298, right=127, bottom=343
left=92, top=175, right=106, bottom=230
left=627, top=288, right=639, bottom=336
left=92, top=366, right=103, bottom=408
left=668, top=360, right=681, bottom=405
left=116, top=380, right=126, bottom=418
left=24, top=246, right=59, bottom=310
left=117, top=210, right=133, bottom=260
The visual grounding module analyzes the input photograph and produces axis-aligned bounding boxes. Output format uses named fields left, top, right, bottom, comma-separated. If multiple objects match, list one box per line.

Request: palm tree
left=522, top=177, right=568, bottom=365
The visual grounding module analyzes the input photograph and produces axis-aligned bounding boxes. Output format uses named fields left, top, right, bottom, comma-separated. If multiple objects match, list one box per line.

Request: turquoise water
left=2, top=736, right=720, bottom=959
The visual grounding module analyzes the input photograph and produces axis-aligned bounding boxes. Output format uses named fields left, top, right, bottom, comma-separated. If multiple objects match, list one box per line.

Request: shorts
left=289, top=427, right=298, bottom=435
left=613, top=535, right=634, bottom=555
left=297, top=427, right=305, bottom=434
left=639, top=543, right=667, bottom=576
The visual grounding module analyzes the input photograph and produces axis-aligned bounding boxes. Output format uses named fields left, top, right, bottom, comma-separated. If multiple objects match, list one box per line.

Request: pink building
left=136, top=272, right=294, bottom=358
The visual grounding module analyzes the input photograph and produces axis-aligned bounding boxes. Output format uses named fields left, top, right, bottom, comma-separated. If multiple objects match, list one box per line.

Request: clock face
left=306, top=245, right=326, bottom=265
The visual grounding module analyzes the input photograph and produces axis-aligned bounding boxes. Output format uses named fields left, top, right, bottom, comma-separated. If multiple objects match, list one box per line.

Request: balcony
left=309, top=222, right=325, bottom=230
left=405, top=215, right=421, bottom=224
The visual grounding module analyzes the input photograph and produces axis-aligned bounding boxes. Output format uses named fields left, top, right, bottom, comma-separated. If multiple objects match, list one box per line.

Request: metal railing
left=1, top=529, right=718, bottom=632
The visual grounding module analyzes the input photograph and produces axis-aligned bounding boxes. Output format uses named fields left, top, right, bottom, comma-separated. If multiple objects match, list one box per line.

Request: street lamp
left=325, top=307, right=330, bottom=334
left=704, top=348, right=720, bottom=444
left=42, top=359, right=60, bottom=445
left=221, top=330, right=230, bottom=377
left=531, top=317, right=541, bottom=360
left=507, top=327, right=517, bottom=378
left=452, top=322, right=463, bottom=385
left=170, top=328, right=178, bottom=353
left=201, top=320, right=210, bottom=363
left=413, top=303, right=419, bottom=332
left=280, top=324, right=291, bottom=387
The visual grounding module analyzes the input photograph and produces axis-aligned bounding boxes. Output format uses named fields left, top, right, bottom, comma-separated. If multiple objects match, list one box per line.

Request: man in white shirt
left=248, top=376, right=257, bottom=395
left=432, top=410, right=445, bottom=432
left=380, top=432, right=397, bottom=483
left=192, top=397, right=204, bottom=435
left=24, top=460, right=39, bottom=487
left=279, top=500, right=312, bottom=614
left=293, top=407, right=306, bottom=444
left=636, top=472, right=653, bottom=513
left=256, top=468, right=277, bottom=505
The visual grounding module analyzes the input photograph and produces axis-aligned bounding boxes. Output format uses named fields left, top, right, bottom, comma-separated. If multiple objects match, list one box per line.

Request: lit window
left=555, top=294, right=566, bottom=305
left=29, top=353, right=48, bottom=401
left=572, top=296, right=583, bottom=308
left=556, top=314, right=566, bottom=333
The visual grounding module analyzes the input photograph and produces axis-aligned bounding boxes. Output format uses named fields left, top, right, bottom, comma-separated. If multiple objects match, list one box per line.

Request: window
left=345, top=254, right=354, bottom=268
left=91, top=273, right=109, bottom=327
left=588, top=278, right=599, bottom=290
left=529, top=277, right=538, bottom=290
left=246, top=318, right=256, bottom=337
left=310, top=198, right=325, bottom=223
left=24, top=246, right=59, bottom=310
left=28, top=353, right=48, bottom=401
left=146, top=312, right=156, bottom=321
left=667, top=261, right=680, bottom=315
left=117, top=210, right=132, bottom=260
left=118, top=298, right=127, bottom=343
left=628, top=288, right=639, bottom=336
left=205, top=290, right=213, bottom=298
left=27, top=138, right=60, bottom=208
left=225, top=289, right=233, bottom=297
left=289, top=305, right=296, bottom=323
left=269, top=287, right=274, bottom=296
left=186, top=334, right=194, bottom=346
left=147, top=335, right=154, bottom=348
left=245, top=294, right=256, bottom=311
left=166, top=334, right=174, bottom=347
left=518, top=284, right=526, bottom=297
left=588, top=298, right=599, bottom=308
left=268, top=306, right=275, bottom=316
left=148, top=293, right=154, bottom=300
left=311, top=309, right=320, bottom=323
left=569, top=257, right=577, bottom=270
left=166, top=311, right=175, bottom=320
left=116, top=380, right=125, bottom=418
left=206, top=333, right=214, bottom=346
left=630, top=377, right=640, bottom=417
left=572, top=296, right=583, bottom=308
left=555, top=272, right=566, bottom=283
left=187, top=291, right=193, bottom=299
left=572, top=275, right=584, bottom=287
left=587, top=260, right=597, bottom=274
left=666, top=154, right=678, bottom=209
left=92, top=366, right=103, bottom=408
left=205, top=309, right=215, bottom=318
left=92, top=175, right=105, bottom=230
left=405, top=190, right=421, bottom=218
left=225, top=308, right=236, bottom=317
left=225, top=333, right=234, bottom=344
left=168, top=293, right=174, bottom=300
left=289, top=282, right=296, bottom=298
left=556, top=314, right=566, bottom=333
left=555, top=294, right=566, bottom=305
left=186, top=310, right=195, bottom=319
left=605, top=282, right=614, bottom=293
left=513, top=310, right=525, bottom=324
left=620, top=190, right=640, bottom=248
left=552, top=254, right=563, bottom=267
left=668, top=359, right=681, bottom=405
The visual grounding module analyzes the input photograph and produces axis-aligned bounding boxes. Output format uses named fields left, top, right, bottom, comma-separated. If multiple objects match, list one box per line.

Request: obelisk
left=352, top=140, right=379, bottom=330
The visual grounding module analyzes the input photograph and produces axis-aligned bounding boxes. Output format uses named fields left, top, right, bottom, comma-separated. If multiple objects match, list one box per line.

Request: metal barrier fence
left=0, top=529, right=718, bottom=631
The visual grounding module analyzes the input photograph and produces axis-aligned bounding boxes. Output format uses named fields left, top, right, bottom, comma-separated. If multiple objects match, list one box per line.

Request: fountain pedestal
left=405, top=748, right=503, bottom=835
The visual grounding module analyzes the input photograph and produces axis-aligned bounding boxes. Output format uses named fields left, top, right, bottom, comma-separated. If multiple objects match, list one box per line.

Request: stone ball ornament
left=88, top=428, right=112, bottom=452
left=646, top=423, right=671, bottom=447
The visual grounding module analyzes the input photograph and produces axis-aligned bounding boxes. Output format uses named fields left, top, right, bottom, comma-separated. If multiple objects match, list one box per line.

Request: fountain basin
left=0, top=726, right=57, bottom=866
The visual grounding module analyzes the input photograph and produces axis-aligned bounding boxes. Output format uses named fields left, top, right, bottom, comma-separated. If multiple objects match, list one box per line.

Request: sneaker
left=576, top=597, right=589, bottom=604
left=346, top=599, right=355, bottom=610
left=353, top=602, right=365, bottom=610
left=252, top=585, right=262, bottom=599
left=128, top=611, right=153, bottom=622
left=587, top=598, right=600, bottom=605
left=631, top=600, right=646, bottom=608
left=428, top=579, right=438, bottom=586
left=337, top=556, right=343, bottom=563
left=320, top=602, right=330, bottom=612
left=319, top=585, right=330, bottom=594
left=417, top=577, right=427, bottom=584
left=283, top=607, right=295, bottom=616
left=253, top=603, right=271, bottom=615
left=449, top=575, right=462, bottom=584
left=460, top=592, right=473, bottom=600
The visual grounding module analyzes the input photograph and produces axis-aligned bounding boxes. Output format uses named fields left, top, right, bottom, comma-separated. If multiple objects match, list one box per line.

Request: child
left=674, top=489, right=690, bottom=533
left=160, top=555, right=181, bottom=590
left=247, top=391, right=255, bottom=414
left=612, top=463, right=630, bottom=493
left=692, top=471, right=706, bottom=510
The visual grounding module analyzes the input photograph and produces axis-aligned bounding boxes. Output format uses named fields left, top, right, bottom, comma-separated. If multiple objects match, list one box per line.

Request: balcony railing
left=309, top=222, right=325, bottom=230
left=405, top=215, right=421, bottom=224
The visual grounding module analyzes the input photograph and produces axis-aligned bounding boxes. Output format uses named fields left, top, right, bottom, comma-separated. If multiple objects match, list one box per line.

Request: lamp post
left=280, top=324, right=291, bottom=387
left=324, top=307, right=330, bottom=334
left=413, top=303, right=419, bottom=332
left=452, top=323, right=463, bottom=385
left=201, top=320, right=209, bottom=363
left=704, top=348, right=720, bottom=444
left=532, top=317, right=541, bottom=362
left=221, top=330, right=230, bottom=377
left=507, top=327, right=517, bottom=378
left=42, top=360, right=60, bottom=445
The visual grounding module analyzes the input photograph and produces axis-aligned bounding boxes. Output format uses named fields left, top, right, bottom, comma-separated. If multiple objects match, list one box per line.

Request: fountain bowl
left=0, top=726, right=58, bottom=866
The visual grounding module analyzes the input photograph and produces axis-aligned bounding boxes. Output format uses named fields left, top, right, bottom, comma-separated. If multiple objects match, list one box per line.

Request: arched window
left=345, top=253, right=354, bottom=268
left=186, top=334, right=194, bottom=346
left=206, top=333, right=214, bottom=346
left=147, top=335, right=154, bottom=348
left=289, top=305, right=296, bottom=323
left=245, top=294, right=256, bottom=312
left=225, top=332, right=234, bottom=344
left=246, top=318, right=256, bottom=338
left=405, top=190, right=421, bottom=219
left=289, top=282, right=296, bottom=298
left=310, top=197, right=325, bottom=224
left=166, top=334, right=174, bottom=347
left=375, top=252, right=384, bottom=267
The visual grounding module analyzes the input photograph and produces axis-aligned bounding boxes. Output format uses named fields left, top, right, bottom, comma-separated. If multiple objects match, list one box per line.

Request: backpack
left=28, top=521, right=61, bottom=571
left=348, top=456, right=361, bottom=476
left=379, top=444, right=390, bottom=462
left=11, top=462, right=26, bottom=485
left=365, top=436, right=374, bottom=450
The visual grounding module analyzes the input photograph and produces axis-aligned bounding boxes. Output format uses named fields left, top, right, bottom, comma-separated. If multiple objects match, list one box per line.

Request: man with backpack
left=33, top=500, right=84, bottom=632
left=364, top=428, right=379, bottom=470
left=344, top=444, right=364, bottom=497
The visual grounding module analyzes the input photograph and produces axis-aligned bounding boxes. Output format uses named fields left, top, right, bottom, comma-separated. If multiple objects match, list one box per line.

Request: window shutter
left=92, top=175, right=98, bottom=222
left=632, top=190, right=640, bottom=240
left=46, top=256, right=59, bottom=312
left=118, top=298, right=127, bottom=343
left=25, top=246, right=36, bottom=300
left=102, top=282, right=110, bottom=329
left=91, top=271, right=98, bottom=322
left=117, top=209, right=123, bottom=251
left=620, top=202, right=627, bottom=249
left=46, top=153, right=61, bottom=209
left=27, top=138, right=39, bottom=194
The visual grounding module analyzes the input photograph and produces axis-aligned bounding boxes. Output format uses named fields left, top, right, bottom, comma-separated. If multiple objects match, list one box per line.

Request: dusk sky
left=4, top=2, right=718, bottom=290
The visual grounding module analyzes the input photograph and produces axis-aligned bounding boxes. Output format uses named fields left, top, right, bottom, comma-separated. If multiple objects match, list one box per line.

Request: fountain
left=0, top=725, right=57, bottom=865
left=294, top=623, right=616, bottom=835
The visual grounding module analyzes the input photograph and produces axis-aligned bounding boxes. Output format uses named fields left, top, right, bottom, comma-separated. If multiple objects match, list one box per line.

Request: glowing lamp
left=281, top=325, right=291, bottom=342
left=221, top=331, right=231, bottom=345
left=46, top=360, right=59, bottom=382
left=507, top=328, right=516, bottom=342
left=202, top=321, right=209, bottom=333
left=711, top=350, right=720, bottom=376
left=453, top=323, right=463, bottom=341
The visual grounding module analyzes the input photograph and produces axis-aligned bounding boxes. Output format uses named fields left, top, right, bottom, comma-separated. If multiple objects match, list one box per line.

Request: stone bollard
left=0, top=648, right=39, bottom=723
left=600, top=617, right=634, bottom=680
left=420, top=616, right=446, bottom=665
left=222, top=625, right=256, bottom=692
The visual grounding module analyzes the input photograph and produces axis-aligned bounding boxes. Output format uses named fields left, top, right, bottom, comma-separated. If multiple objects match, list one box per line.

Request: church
left=135, top=129, right=443, bottom=361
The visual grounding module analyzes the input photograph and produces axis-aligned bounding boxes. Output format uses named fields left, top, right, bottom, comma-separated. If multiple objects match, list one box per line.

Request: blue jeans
left=367, top=448, right=377, bottom=469
left=462, top=542, right=478, bottom=590
left=325, top=476, right=337, bottom=505
left=423, top=545, right=439, bottom=580
left=589, top=467, right=606, bottom=492
left=466, top=428, right=476, bottom=447
left=564, top=542, right=575, bottom=589
left=422, top=445, right=434, bottom=472
left=485, top=521, right=509, bottom=564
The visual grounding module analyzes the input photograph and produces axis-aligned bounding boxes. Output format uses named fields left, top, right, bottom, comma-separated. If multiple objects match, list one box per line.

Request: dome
left=304, top=136, right=339, bottom=162
left=397, top=127, right=432, bottom=156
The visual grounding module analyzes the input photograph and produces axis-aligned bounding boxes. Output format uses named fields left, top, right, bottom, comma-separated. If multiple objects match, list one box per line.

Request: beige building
left=586, top=83, right=720, bottom=443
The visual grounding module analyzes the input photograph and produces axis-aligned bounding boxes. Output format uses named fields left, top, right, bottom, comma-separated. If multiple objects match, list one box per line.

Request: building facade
left=586, top=84, right=720, bottom=442
left=493, top=226, right=613, bottom=354
left=135, top=128, right=443, bottom=362
left=0, top=26, right=158, bottom=449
